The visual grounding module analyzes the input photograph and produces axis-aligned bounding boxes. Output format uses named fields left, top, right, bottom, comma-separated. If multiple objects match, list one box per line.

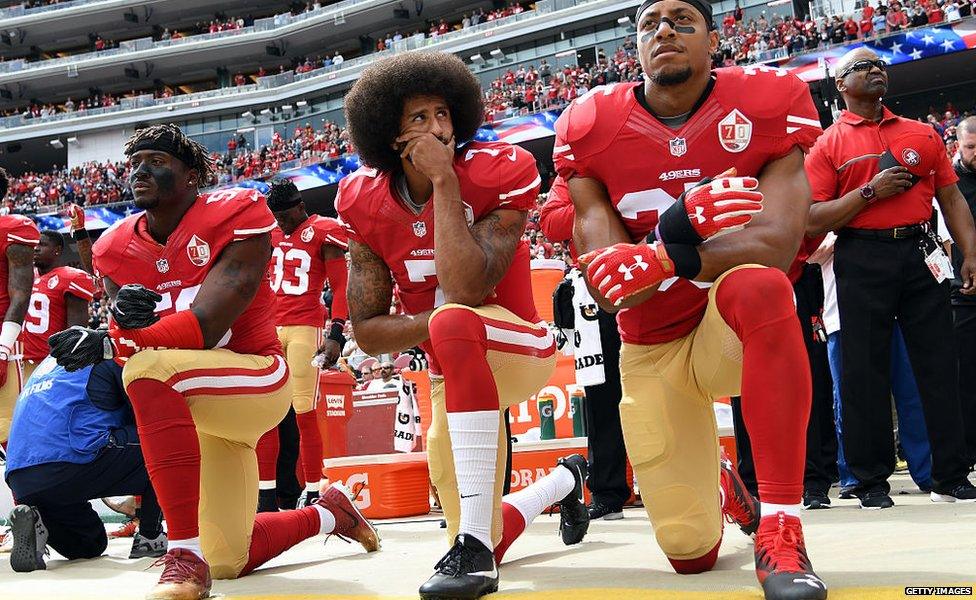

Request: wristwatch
left=859, top=184, right=876, bottom=201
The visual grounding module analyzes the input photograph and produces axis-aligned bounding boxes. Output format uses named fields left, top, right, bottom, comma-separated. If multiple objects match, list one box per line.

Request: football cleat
left=556, top=454, right=590, bottom=545
left=110, top=517, right=140, bottom=538
left=930, top=480, right=976, bottom=503
left=8, top=505, right=49, bottom=573
left=257, top=489, right=278, bottom=513
left=587, top=501, right=624, bottom=521
left=419, top=534, right=498, bottom=600
left=317, top=482, right=380, bottom=552
left=130, top=532, right=168, bottom=559
left=720, top=449, right=760, bottom=536
left=146, top=549, right=211, bottom=600
left=298, top=490, right=320, bottom=508
left=754, top=512, right=827, bottom=600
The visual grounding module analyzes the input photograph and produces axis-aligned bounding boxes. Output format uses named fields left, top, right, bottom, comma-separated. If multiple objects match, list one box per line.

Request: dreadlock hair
left=123, top=123, right=217, bottom=186
left=344, top=51, right=485, bottom=173
left=0, top=166, right=9, bottom=200
left=266, top=178, right=302, bottom=212
left=40, top=229, right=65, bottom=250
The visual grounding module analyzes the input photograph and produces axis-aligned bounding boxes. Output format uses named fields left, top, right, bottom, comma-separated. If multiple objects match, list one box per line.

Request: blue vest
left=5, top=358, right=127, bottom=474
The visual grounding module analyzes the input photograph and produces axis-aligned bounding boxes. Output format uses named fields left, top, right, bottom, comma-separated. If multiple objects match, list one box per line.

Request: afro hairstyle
left=266, top=178, right=302, bottom=212
left=343, top=51, right=484, bottom=173
left=0, top=166, right=9, bottom=200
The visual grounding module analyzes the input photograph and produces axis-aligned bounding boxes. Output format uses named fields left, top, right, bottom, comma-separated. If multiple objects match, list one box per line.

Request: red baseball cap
left=878, top=129, right=945, bottom=179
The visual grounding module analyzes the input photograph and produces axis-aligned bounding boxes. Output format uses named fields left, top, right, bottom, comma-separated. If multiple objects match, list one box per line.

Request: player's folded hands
left=49, top=326, right=114, bottom=372
left=580, top=242, right=675, bottom=307
left=111, top=284, right=162, bottom=329
left=656, top=168, right=763, bottom=245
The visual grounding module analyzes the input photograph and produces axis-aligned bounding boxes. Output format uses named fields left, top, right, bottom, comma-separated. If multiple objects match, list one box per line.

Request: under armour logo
left=793, top=574, right=826, bottom=590
left=691, top=206, right=706, bottom=224
left=618, top=256, right=649, bottom=281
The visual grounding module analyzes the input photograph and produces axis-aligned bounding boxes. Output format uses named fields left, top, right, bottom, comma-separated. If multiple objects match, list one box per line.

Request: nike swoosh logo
left=508, top=148, right=517, bottom=162
left=460, top=493, right=481, bottom=499
left=471, top=567, right=497, bottom=578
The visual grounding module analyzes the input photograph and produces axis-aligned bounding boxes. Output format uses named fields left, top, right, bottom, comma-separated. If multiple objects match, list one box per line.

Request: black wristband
left=72, top=229, right=91, bottom=241
left=656, top=199, right=704, bottom=246
left=663, top=243, right=702, bottom=280
left=327, top=320, right=346, bottom=348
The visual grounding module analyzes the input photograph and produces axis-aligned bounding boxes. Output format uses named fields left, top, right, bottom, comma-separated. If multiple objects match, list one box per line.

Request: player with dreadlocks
left=49, top=123, right=379, bottom=600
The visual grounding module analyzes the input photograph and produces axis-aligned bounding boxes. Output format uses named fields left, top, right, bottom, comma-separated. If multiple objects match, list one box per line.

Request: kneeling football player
left=339, top=52, right=590, bottom=599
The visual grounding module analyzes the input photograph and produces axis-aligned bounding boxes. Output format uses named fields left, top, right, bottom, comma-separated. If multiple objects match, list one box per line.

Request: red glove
left=66, top=203, right=86, bottom=233
left=654, top=168, right=763, bottom=245
left=0, top=350, right=8, bottom=388
left=582, top=242, right=675, bottom=307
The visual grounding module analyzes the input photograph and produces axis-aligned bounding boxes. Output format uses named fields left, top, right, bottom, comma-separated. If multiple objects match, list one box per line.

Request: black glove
left=48, top=326, right=114, bottom=372
left=111, top=284, right=161, bottom=329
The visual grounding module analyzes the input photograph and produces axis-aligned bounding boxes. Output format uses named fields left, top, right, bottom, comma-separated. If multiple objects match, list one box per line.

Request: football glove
left=581, top=242, right=675, bottom=307
left=111, top=284, right=161, bottom=330
left=66, top=203, right=86, bottom=233
left=49, top=326, right=114, bottom=372
left=653, top=168, right=763, bottom=245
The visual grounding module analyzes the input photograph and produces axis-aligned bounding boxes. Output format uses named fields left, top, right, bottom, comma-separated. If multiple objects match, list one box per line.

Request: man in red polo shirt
left=805, top=47, right=976, bottom=508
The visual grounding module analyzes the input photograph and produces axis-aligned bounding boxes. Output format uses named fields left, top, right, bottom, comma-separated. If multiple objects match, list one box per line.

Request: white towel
left=393, top=377, right=422, bottom=453
left=572, top=269, right=606, bottom=387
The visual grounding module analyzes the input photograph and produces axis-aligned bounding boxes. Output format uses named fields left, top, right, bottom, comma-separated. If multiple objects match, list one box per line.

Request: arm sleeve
left=496, top=146, right=542, bottom=211
left=774, top=74, right=823, bottom=159
left=538, top=176, right=575, bottom=242
left=804, top=140, right=840, bottom=202
left=325, top=258, right=349, bottom=322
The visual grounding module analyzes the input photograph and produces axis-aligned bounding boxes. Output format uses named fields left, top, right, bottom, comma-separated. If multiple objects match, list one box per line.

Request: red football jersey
left=337, top=141, right=542, bottom=369
left=0, top=215, right=40, bottom=319
left=21, top=266, right=96, bottom=361
left=270, top=214, right=348, bottom=327
left=92, top=187, right=282, bottom=357
left=554, top=67, right=822, bottom=344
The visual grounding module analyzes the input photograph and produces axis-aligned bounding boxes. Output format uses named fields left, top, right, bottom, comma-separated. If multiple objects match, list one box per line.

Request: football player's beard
left=650, top=65, right=693, bottom=87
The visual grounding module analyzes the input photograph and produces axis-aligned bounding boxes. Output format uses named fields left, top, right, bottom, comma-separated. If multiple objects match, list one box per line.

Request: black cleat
left=9, top=505, right=48, bottom=573
left=587, top=501, right=624, bottom=521
left=419, top=534, right=498, bottom=599
left=931, top=480, right=976, bottom=503
left=858, top=491, right=894, bottom=510
left=755, top=512, right=828, bottom=600
left=802, top=491, right=831, bottom=510
left=129, top=531, right=167, bottom=559
left=298, top=490, right=320, bottom=508
left=556, top=454, right=590, bottom=546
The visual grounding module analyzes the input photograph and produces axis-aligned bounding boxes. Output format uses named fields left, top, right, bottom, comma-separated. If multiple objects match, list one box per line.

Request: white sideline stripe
left=172, top=355, right=287, bottom=393
left=786, top=115, right=821, bottom=127
left=68, top=282, right=94, bottom=298
left=484, top=323, right=554, bottom=350
left=8, top=234, right=39, bottom=244
left=499, top=175, right=542, bottom=200
left=233, top=222, right=278, bottom=236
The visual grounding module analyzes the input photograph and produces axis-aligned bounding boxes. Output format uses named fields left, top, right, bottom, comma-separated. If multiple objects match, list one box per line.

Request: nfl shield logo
left=412, top=221, right=427, bottom=237
left=156, top=259, right=170, bottom=273
left=718, top=109, right=753, bottom=153
left=186, top=235, right=211, bottom=267
left=669, top=137, right=687, bottom=157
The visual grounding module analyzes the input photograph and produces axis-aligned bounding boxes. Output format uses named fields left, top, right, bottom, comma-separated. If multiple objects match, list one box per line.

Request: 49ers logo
left=186, top=235, right=211, bottom=267
left=300, top=226, right=315, bottom=243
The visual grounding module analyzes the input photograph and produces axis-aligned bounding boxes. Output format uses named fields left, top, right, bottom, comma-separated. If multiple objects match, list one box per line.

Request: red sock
left=428, top=306, right=498, bottom=412
left=125, top=378, right=201, bottom=541
left=239, top=507, right=321, bottom=576
left=256, top=428, right=279, bottom=484
left=493, top=501, right=527, bottom=564
left=716, top=268, right=810, bottom=505
left=296, top=411, right=323, bottom=485
left=667, top=536, right=722, bottom=574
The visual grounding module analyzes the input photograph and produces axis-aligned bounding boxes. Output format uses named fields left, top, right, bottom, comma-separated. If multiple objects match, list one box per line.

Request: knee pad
left=648, top=484, right=720, bottom=559
left=121, top=350, right=168, bottom=388
left=716, top=267, right=795, bottom=338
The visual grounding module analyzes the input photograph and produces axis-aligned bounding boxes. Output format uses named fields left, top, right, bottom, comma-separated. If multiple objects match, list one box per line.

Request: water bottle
left=570, top=387, right=586, bottom=437
left=538, top=392, right=556, bottom=440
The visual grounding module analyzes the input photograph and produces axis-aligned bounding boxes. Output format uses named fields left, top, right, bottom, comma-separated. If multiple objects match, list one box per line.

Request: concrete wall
left=67, top=128, right=131, bottom=168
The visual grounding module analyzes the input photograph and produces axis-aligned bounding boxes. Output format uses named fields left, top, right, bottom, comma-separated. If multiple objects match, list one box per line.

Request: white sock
left=761, top=502, right=801, bottom=518
left=305, top=482, right=320, bottom=494
left=503, top=463, right=576, bottom=526
left=312, top=504, right=336, bottom=535
left=447, top=410, right=499, bottom=550
left=258, top=480, right=276, bottom=491
left=168, top=537, right=203, bottom=559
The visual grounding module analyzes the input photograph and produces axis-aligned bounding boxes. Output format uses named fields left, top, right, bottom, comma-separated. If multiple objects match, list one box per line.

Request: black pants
left=275, top=406, right=302, bottom=508
left=732, top=263, right=837, bottom=497
left=583, top=309, right=630, bottom=508
left=952, top=303, right=976, bottom=468
left=835, top=232, right=970, bottom=494
left=7, top=428, right=160, bottom=560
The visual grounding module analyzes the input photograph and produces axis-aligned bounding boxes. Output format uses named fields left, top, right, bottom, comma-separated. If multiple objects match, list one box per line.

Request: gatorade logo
left=510, top=467, right=557, bottom=489
left=334, top=472, right=371, bottom=510
left=539, top=404, right=554, bottom=419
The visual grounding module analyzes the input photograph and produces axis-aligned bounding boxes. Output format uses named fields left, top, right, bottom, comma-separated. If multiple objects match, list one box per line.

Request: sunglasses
left=839, top=59, right=886, bottom=79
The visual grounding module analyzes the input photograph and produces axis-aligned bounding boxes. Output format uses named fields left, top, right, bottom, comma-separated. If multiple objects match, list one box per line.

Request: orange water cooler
left=324, top=452, right=431, bottom=519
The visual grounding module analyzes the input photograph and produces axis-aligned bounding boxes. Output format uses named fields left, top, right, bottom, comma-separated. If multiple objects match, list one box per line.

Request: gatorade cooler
left=317, top=370, right=357, bottom=457
left=530, top=260, right=567, bottom=322
left=324, top=452, right=431, bottom=519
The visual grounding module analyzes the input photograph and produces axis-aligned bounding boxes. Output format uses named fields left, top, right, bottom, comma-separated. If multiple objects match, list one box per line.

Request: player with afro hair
left=344, top=51, right=484, bottom=173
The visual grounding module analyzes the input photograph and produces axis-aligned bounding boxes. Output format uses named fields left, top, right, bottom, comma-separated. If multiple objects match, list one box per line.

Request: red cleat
left=720, top=449, right=760, bottom=536
left=146, top=548, right=212, bottom=600
left=110, top=517, right=139, bottom=539
left=754, top=512, right=827, bottom=600
left=317, top=483, right=380, bottom=553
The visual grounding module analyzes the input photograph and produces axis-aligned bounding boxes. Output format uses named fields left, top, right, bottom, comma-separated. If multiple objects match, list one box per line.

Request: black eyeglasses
left=839, top=59, right=886, bottom=79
